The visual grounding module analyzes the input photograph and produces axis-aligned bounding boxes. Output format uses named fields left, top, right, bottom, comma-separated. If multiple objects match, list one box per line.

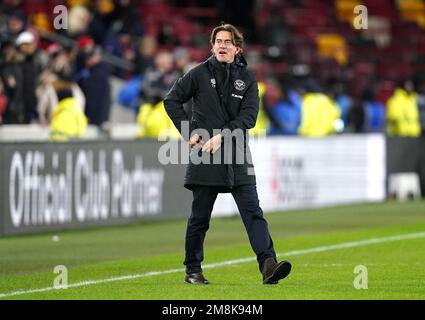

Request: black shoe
left=184, top=272, right=210, bottom=285
left=262, top=257, right=292, bottom=285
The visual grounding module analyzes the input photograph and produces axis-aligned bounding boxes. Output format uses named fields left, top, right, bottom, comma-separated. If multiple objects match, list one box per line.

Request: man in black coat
left=164, top=24, right=291, bottom=285
left=15, top=31, right=47, bottom=123
left=77, top=47, right=111, bottom=127
left=0, top=39, right=25, bottom=123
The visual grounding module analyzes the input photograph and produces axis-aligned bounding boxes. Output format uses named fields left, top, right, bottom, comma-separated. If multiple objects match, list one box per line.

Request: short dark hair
left=210, top=23, right=244, bottom=50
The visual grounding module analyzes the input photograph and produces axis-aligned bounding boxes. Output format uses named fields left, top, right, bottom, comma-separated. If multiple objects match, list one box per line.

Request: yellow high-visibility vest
left=250, top=82, right=269, bottom=136
left=49, top=97, right=87, bottom=141
left=386, top=88, right=421, bottom=137
left=137, top=101, right=181, bottom=140
left=298, top=93, right=340, bottom=137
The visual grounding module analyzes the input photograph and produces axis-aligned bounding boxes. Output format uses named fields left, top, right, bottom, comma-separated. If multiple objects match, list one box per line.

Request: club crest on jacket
left=234, top=79, right=245, bottom=91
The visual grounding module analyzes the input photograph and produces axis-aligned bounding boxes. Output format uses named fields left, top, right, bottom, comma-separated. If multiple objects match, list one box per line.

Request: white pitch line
left=1, top=231, right=425, bottom=299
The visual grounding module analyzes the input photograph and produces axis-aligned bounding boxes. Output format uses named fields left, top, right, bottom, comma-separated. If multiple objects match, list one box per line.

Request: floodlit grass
left=0, top=200, right=424, bottom=299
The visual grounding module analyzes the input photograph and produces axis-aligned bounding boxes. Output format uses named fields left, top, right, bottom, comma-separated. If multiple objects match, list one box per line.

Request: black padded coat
left=164, top=55, right=259, bottom=191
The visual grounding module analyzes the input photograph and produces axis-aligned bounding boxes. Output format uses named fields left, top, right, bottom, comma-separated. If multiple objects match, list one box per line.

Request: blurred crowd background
left=1, top=0, right=425, bottom=140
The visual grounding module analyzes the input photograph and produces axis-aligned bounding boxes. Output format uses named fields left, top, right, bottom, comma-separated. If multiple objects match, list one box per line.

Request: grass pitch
left=0, top=200, right=424, bottom=300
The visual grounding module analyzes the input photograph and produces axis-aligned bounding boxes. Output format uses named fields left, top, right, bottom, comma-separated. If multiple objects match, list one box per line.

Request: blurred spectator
left=0, top=0, right=23, bottom=15
left=118, top=33, right=136, bottom=62
left=117, top=36, right=155, bottom=113
left=173, top=47, right=195, bottom=75
left=0, top=38, right=25, bottom=124
left=117, top=73, right=143, bottom=113
left=136, top=50, right=184, bottom=140
left=416, top=80, right=425, bottom=137
left=172, top=47, right=195, bottom=119
left=89, top=0, right=144, bottom=46
left=158, top=22, right=178, bottom=46
left=65, top=5, right=92, bottom=40
left=362, top=88, right=386, bottom=133
left=298, top=81, right=341, bottom=137
left=362, top=16, right=391, bottom=48
left=135, top=36, right=157, bottom=74
left=267, top=80, right=302, bottom=135
left=37, top=44, right=85, bottom=125
left=49, top=90, right=88, bottom=141
left=136, top=100, right=181, bottom=139
left=76, top=46, right=112, bottom=127
left=96, top=0, right=144, bottom=75
left=72, top=35, right=96, bottom=74
left=103, top=30, right=137, bottom=78
left=16, top=31, right=48, bottom=123
left=386, top=79, right=421, bottom=137
left=140, top=50, right=180, bottom=106
left=346, top=99, right=366, bottom=133
left=0, top=81, right=6, bottom=125
left=250, top=81, right=271, bottom=136
left=0, top=0, right=422, bottom=140
left=6, top=12, right=27, bottom=41
left=88, top=0, right=114, bottom=45
left=113, top=0, right=144, bottom=37
left=326, top=79, right=352, bottom=130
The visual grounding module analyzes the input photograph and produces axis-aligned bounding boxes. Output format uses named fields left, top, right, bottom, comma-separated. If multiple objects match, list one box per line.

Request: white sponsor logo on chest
left=231, top=93, right=243, bottom=99
left=234, top=79, right=246, bottom=91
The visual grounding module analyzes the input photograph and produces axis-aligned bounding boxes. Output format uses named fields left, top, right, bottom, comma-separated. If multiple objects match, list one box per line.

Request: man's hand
left=202, top=134, right=223, bottom=154
left=189, top=134, right=204, bottom=149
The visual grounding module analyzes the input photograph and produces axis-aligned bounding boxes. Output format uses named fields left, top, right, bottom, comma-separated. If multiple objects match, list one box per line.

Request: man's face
left=8, top=17, right=24, bottom=34
left=212, top=30, right=240, bottom=64
left=2, top=46, right=16, bottom=62
left=155, top=51, right=173, bottom=73
left=19, top=42, right=36, bottom=56
left=404, top=80, right=414, bottom=93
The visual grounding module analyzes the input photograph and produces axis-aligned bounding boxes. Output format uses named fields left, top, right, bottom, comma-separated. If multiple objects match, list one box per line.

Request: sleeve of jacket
left=222, top=79, right=259, bottom=134
left=164, top=70, right=198, bottom=141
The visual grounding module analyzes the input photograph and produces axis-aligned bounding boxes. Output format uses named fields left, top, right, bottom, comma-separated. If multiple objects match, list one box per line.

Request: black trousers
left=184, top=184, right=277, bottom=274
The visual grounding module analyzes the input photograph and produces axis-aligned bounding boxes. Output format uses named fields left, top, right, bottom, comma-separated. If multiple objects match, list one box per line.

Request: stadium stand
left=0, top=0, right=425, bottom=137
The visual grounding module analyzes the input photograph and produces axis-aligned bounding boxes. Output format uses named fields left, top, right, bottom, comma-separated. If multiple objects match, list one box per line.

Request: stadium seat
left=375, top=81, right=396, bottom=105
left=67, top=0, right=91, bottom=7
left=336, top=0, right=363, bottom=24
left=397, top=0, right=425, bottom=28
left=364, top=0, right=398, bottom=20
left=316, top=34, right=348, bottom=65
left=188, top=47, right=210, bottom=63
left=171, top=17, right=193, bottom=46
left=376, top=62, right=413, bottom=81
left=30, top=12, right=51, bottom=32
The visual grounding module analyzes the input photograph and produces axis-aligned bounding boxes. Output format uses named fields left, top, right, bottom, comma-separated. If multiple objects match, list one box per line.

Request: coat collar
left=207, top=54, right=248, bottom=70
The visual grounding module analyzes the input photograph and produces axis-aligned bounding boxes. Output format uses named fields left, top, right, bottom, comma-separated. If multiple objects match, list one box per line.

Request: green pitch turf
left=0, top=200, right=424, bottom=300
